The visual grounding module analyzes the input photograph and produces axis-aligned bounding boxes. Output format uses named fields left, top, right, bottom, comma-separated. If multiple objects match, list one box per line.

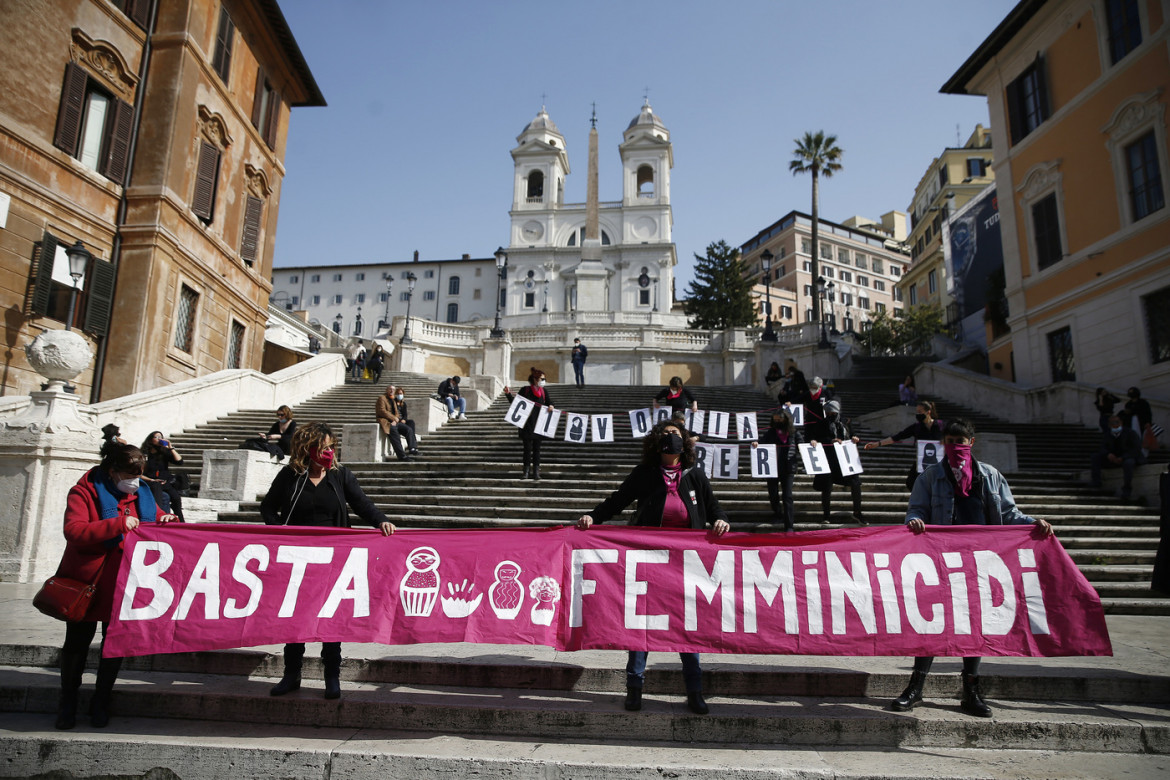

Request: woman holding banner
left=504, top=368, right=555, bottom=481
left=52, top=443, right=179, bottom=730
left=753, top=408, right=803, bottom=531
left=892, top=418, right=1053, bottom=718
left=864, top=401, right=944, bottom=490
left=576, top=418, right=730, bottom=715
left=260, top=422, right=395, bottom=700
left=652, top=376, right=698, bottom=414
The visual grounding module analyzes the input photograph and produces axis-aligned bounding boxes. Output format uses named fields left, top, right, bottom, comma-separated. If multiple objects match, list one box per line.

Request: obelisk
left=573, top=105, right=608, bottom=309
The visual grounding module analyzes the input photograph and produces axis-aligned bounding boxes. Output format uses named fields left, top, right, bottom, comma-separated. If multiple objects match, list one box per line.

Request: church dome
left=627, top=102, right=666, bottom=132
left=523, top=109, right=560, bottom=136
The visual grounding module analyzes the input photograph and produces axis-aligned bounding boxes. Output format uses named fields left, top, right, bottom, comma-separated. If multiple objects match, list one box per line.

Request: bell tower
left=509, top=108, right=569, bottom=248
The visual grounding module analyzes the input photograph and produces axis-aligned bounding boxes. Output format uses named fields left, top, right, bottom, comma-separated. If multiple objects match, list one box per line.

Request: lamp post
left=491, top=247, right=507, bottom=338
left=401, top=272, right=417, bottom=344
left=816, top=275, right=830, bottom=348
left=826, top=281, right=837, bottom=334
left=382, top=274, right=393, bottom=332
left=354, top=306, right=363, bottom=337
left=759, top=249, right=777, bottom=342
left=63, top=241, right=90, bottom=331
left=333, top=312, right=342, bottom=336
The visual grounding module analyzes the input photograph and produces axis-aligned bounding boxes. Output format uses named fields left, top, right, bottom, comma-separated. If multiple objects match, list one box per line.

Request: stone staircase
left=6, top=365, right=1166, bottom=776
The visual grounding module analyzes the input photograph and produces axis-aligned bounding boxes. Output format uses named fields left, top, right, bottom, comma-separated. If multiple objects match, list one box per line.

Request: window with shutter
left=54, top=62, right=88, bottom=156
left=192, top=141, right=221, bottom=222
left=30, top=234, right=60, bottom=317
left=1006, top=58, right=1049, bottom=145
left=30, top=231, right=112, bottom=331
left=211, top=7, right=234, bottom=83
left=82, top=258, right=116, bottom=336
left=250, top=70, right=281, bottom=150
left=239, top=196, right=263, bottom=265
left=53, top=62, right=134, bottom=183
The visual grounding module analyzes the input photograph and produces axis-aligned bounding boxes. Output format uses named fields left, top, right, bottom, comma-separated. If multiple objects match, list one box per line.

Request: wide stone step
left=1, top=666, right=1166, bottom=753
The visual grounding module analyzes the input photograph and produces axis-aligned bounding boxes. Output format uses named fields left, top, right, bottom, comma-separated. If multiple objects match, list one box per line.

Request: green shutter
left=30, top=233, right=59, bottom=317
left=83, top=257, right=117, bottom=336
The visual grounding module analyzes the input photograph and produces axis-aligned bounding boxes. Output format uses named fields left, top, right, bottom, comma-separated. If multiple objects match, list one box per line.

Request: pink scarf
left=946, top=443, right=974, bottom=497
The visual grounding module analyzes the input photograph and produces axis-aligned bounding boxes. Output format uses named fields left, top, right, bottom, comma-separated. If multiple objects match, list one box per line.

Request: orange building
left=943, top=0, right=1170, bottom=395
left=0, top=0, right=324, bottom=401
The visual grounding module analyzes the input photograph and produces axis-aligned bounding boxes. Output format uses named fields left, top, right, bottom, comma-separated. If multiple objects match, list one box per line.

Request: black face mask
left=915, top=413, right=927, bottom=422
left=660, top=432, right=684, bottom=455
left=772, top=419, right=785, bottom=429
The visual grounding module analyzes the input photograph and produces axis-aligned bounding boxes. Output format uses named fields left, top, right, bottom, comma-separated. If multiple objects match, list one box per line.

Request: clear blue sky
left=274, top=0, right=1017, bottom=294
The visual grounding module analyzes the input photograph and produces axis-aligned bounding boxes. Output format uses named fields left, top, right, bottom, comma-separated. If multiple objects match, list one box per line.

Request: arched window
left=526, top=170, right=544, bottom=200
left=566, top=228, right=612, bottom=246
left=637, top=164, right=655, bottom=197
left=448, top=276, right=460, bottom=295
left=446, top=302, right=459, bottom=322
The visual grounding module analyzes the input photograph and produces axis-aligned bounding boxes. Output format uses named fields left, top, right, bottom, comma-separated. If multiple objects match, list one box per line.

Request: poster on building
left=947, top=183, right=1002, bottom=319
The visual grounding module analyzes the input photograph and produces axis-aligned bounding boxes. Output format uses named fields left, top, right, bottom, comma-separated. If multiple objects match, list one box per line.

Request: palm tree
left=790, top=131, right=843, bottom=332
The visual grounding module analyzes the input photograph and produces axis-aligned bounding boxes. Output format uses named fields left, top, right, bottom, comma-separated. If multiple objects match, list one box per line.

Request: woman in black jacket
left=577, top=419, right=730, bottom=715
left=864, top=400, right=944, bottom=490
left=141, top=431, right=185, bottom=520
left=241, top=406, right=297, bottom=461
left=810, top=400, right=864, bottom=524
left=260, top=422, right=395, bottom=700
left=753, top=409, right=803, bottom=531
left=504, top=367, right=555, bottom=480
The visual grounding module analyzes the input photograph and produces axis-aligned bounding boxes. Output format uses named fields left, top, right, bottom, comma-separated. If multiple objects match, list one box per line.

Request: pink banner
left=103, top=524, right=1111, bottom=659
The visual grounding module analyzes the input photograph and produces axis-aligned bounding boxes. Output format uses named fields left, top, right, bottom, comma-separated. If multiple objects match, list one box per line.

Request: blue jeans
left=626, top=651, right=702, bottom=692
left=573, top=361, right=585, bottom=386
left=444, top=397, right=466, bottom=416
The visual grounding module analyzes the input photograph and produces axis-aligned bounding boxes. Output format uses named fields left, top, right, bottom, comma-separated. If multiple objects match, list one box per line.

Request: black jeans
left=767, top=472, right=795, bottom=529
left=384, top=421, right=418, bottom=459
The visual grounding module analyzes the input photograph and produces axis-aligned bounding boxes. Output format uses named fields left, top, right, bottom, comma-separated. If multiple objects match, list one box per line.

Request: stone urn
left=25, top=329, right=93, bottom=392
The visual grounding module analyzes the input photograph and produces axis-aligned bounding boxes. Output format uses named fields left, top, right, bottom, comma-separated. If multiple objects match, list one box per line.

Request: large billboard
left=946, top=183, right=1002, bottom=319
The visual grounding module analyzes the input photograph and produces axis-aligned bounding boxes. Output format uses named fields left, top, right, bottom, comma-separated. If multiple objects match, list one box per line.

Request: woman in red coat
left=53, top=443, right=177, bottom=730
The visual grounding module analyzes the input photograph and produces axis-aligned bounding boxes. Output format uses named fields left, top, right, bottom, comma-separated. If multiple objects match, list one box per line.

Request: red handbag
left=32, top=559, right=106, bottom=622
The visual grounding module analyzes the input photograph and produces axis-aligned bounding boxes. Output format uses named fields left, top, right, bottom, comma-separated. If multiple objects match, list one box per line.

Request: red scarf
left=946, top=443, right=974, bottom=497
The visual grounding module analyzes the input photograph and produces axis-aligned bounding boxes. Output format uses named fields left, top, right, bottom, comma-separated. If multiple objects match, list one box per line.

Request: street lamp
left=401, top=272, right=417, bottom=344
left=759, top=249, right=777, bottom=342
left=63, top=241, right=90, bottom=331
left=491, top=247, right=507, bottom=338
left=382, top=274, right=393, bottom=332
left=826, top=281, right=836, bottom=334
left=816, top=275, right=830, bottom=348
left=333, top=312, right=342, bottom=335
left=542, top=277, right=549, bottom=313
left=354, top=305, right=363, bottom=337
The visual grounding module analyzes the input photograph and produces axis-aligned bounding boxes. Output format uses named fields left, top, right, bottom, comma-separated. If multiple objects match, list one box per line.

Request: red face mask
left=310, top=446, right=335, bottom=469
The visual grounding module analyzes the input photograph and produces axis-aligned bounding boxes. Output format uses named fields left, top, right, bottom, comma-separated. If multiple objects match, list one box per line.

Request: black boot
left=55, top=649, right=87, bottom=730
left=960, top=672, right=992, bottom=717
left=322, top=643, right=342, bottom=700
left=521, top=448, right=531, bottom=480
left=532, top=466, right=541, bottom=481
left=270, top=643, right=304, bottom=696
left=891, top=670, right=927, bottom=712
left=624, top=687, right=642, bottom=711
left=89, top=656, right=122, bottom=728
left=686, top=691, right=709, bottom=715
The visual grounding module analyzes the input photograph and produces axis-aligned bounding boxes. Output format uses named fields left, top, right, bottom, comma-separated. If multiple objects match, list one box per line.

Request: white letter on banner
left=684, top=550, right=736, bottom=631
left=535, top=407, right=561, bottom=439
left=742, top=550, right=797, bottom=633
left=785, top=403, right=804, bottom=426
left=834, top=441, right=864, bottom=475
left=901, top=553, right=944, bottom=634
left=752, top=444, right=777, bottom=478
left=276, top=546, right=334, bottom=618
left=802, top=550, right=824, bottom=635
left=174, top=543, right=221, bottom=620
left=872, top=553, right=901, bottom=634
left=975, top=550, right=1016, bottom=636
left=119, top=541, right=176, bottom=620
left=800, top=443, right=831, bottom=474
left=625, top=550, right=670, bottom=630
left=224, top=544, right=269, bottom=619
left=654, top=406, right=671, bottom=424
left=706, top=411, right=730, bottom=438
left=565, top=413, right=589, bottom=443
left=715, top=445, right=739, bottom=479
left=917, top=440, right=941, bottom=473
left=825, top=551, right=876, bottom=634
left=736, top=413, right=757, bottom=441
left=319, top=547, right=370, bottom=618
left=591, top=414, right=614, bottom=443
left=1017, top=548, right=1050, bottom=634
left=943, top=552, right=971, bottom=635
left=505, top=395, right=533, bottom=429
left=629, top=408, right=653, bottom=438
left=693, top=443, right=715, bottom=478
left=570, top=548, right=619, bottom=627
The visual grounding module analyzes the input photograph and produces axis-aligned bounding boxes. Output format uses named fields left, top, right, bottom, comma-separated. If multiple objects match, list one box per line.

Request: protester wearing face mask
left=376, top=385, right=419, bottom=461
left=240, top=406, right=297, bottom=461
left=808, top=399, right=864, bottom=524
left=894, top=418, right=1054, bottom=719
left=752, top=409, right=804, bottom=531
left=577, top=419, right=730, bottom=715
left=653, top=376, right=698, bottom=414
left=503, top=368, right=555, bottom=480
left=260, top=422, right=395, bottom=700
left=52, top=443, right=179, bottom=731
left=1090, top=414, right=1144, bottom=499
left=865, top=401, right=944, bottom=490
